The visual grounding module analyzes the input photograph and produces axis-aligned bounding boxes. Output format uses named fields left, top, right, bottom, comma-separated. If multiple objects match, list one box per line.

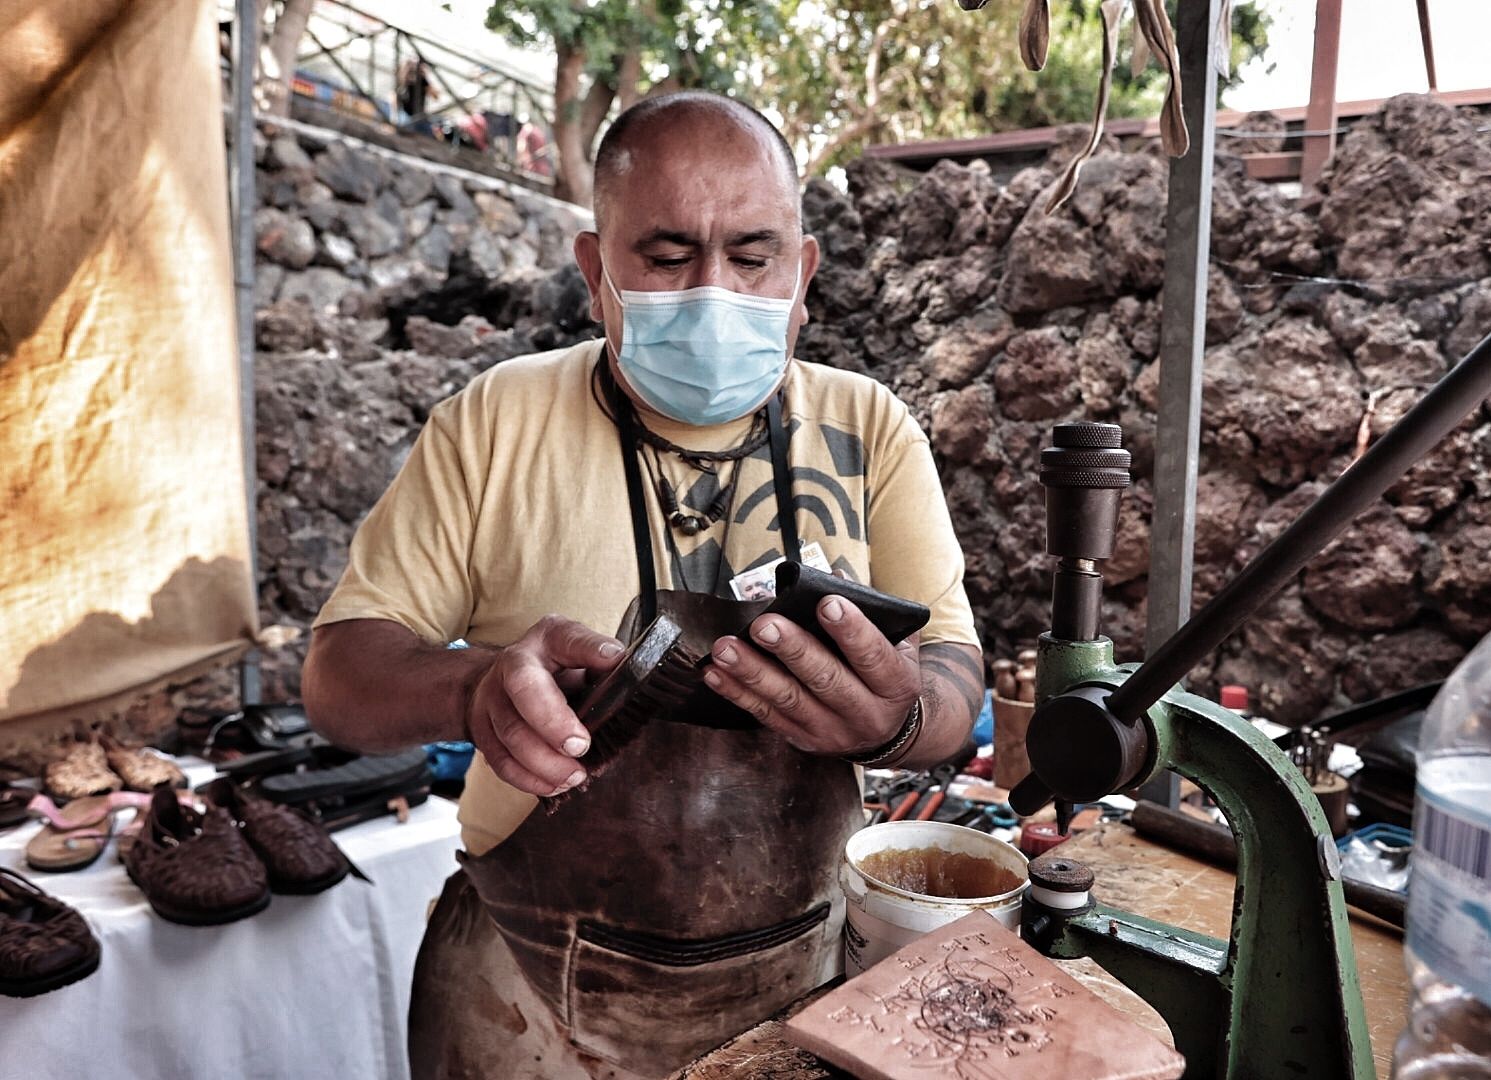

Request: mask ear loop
left=603, top=269, right=625, bottom=310
left=601, top=269, right=628, bottom=361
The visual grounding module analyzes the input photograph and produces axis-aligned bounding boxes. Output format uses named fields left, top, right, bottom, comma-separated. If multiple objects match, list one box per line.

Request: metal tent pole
left=232, top=0, right=262, bottom=706
left=1137, top=0, right=1221, bottom=807
left=1300, top=0, right=1343, bottom=187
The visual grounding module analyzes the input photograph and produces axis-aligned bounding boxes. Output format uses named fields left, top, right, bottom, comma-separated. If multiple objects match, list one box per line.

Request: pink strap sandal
left=24, top=791, right=155, bottom=873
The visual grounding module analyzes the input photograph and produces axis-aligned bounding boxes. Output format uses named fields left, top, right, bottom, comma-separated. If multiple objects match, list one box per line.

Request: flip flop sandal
left=24, top=792, right=151, bottom=873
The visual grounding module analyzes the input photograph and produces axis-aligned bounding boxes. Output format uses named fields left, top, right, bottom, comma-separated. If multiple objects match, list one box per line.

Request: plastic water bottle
left=1391, top=635, right=1491, bottom=1078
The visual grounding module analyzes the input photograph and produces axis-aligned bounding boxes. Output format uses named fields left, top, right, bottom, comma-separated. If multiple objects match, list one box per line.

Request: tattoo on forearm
left=924, top=644, right=984, bottom=685
left=920, top=645, right=985, bottom=721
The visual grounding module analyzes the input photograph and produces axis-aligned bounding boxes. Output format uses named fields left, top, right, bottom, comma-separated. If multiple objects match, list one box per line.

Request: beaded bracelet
left=843, top=697, right=924, bottom=768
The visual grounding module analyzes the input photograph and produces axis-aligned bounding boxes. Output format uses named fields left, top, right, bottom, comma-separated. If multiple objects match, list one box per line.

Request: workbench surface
left=675, top=821, right=1409, bottom=1079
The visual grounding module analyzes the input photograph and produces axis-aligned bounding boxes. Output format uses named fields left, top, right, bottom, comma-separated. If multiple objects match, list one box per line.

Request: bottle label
left=1407, top=765, right=1491, bottom=1006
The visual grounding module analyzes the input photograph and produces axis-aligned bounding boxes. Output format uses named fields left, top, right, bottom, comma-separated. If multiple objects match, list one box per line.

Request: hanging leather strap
left=767, top=394, right=800, bottom=563
left=601, top=364, right=660, bottom=625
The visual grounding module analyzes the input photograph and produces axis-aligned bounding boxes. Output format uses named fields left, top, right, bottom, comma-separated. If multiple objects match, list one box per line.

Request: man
left=303, top=91, right=984, bottom=1079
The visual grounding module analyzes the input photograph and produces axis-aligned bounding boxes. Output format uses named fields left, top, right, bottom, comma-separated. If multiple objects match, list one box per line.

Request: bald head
left=592, top=92, right=799, bottom=232
left=572, top=91, right=821, bottom=409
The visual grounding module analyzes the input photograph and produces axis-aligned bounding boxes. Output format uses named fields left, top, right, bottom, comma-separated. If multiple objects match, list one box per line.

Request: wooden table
left=676, top=822, right=1409, bottom=1079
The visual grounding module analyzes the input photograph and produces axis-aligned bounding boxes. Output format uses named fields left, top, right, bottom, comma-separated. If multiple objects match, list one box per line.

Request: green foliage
left=485, top=0, right=1273, bottom=179
left=485, top=0, right=779, bottom=93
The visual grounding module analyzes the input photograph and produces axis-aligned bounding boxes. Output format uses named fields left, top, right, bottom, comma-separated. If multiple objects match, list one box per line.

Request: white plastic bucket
left=840, top=820, right=1030, bottom=975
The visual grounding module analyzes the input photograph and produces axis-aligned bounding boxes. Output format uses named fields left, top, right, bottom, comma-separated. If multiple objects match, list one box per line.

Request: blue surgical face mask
left=604, top=265, right=800, bottom=426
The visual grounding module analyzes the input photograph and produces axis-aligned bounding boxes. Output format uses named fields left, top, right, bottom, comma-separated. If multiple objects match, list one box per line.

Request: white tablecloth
left=0, top=764, right=463, bottom=1080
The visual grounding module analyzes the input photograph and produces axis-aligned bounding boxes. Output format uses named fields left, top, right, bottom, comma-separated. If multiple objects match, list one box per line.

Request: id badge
left=728, top=541, right=834, bottom=600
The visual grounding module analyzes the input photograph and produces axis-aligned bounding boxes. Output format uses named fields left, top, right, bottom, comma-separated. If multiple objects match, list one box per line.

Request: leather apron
left=456, top=381, right=863, bottom=1075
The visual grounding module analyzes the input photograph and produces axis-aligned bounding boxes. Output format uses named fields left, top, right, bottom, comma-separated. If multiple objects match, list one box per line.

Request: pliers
left=888, top=764, right=957, bottom=821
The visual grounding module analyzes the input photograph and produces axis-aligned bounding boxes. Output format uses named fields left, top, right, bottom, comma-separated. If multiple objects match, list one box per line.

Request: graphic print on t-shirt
left=662, top=418, right=870, bottom=595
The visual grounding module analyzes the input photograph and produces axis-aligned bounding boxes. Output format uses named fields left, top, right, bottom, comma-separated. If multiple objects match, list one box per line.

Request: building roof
left=865, top=86, right=1491, bottom=179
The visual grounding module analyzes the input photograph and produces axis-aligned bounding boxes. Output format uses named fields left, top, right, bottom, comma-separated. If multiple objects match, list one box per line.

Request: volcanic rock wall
left=796, top=94, right=1491, bottom=723
left=243, top=123, right=597, bottom=707
left=112, top=95, right=1491, bottom=738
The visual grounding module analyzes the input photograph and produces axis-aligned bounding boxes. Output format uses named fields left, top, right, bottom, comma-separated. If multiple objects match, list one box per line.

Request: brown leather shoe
left=204, top=778, right=353, bottom=895
left=0, top=867, right=101, bottom=997
left=43, top=739, right=122, bottom=802
left=123, top=785, right=270, bottom=925
left=99, top=733, right=186, bottom=793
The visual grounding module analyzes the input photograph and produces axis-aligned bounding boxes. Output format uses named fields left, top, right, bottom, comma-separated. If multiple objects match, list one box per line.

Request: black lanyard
left=603, top=362, right=799, bottom=626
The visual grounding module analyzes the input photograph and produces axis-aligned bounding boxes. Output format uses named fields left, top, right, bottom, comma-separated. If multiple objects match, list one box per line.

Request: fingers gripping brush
left=541, top=615, right=702, bottom=812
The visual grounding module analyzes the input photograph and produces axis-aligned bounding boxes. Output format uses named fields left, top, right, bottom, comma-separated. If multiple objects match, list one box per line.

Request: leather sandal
left=24, top=792, right=152, bottom=873
left=99, top=734, right=186, bottom=793
left=123, top=784, right=270, bottom=926
left=43, top=739, right=122, bottom=802
left=0, top=781, right=32, bottom=829
left=204, top=779, right=362, bottom=894
left=0, top=867, right=101, bottom=997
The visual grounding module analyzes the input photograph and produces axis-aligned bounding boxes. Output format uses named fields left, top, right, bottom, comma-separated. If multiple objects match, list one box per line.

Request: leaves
left=484, top=0, right=1272, bottom=196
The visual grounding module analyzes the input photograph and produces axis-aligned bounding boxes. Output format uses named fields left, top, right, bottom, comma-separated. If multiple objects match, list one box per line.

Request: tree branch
left=615, top=45, right=644, bottom=110
left=551, top=42, right=594, bottom=206
left=257, top=0, right=316, bottom=116
left=802, top=12, right=900, bottom=176
left=578, top=74, right=616, bottom=156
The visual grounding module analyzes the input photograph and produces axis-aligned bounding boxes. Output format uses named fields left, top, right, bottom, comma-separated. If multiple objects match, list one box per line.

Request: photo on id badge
left=729, top=541, right=834, bottom=601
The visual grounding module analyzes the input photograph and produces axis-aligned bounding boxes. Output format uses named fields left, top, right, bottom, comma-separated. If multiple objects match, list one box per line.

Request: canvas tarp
left=0, top=0, right=258, bottom=745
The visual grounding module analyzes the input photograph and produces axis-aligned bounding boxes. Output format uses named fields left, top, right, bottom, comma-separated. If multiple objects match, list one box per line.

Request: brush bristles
left=541, top=641, right=703, bottom=812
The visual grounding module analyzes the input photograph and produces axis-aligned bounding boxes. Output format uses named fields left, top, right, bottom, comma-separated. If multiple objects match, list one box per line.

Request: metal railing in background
left=225, top=0, right=558, bottom=186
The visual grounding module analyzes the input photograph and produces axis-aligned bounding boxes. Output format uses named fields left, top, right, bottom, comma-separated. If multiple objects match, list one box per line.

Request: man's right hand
left=464, top=615, right=625, bottom=797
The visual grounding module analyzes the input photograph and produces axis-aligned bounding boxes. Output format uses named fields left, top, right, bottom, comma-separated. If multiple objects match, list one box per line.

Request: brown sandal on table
left=0, top=867, right=101, bottom=997
left=43, top=740, right=122, bottom=802
left=98, top=734, right=186, bottom=793
left=0, top=781, right=33, bottom=829
left=24, top=792, right=152, bottom=873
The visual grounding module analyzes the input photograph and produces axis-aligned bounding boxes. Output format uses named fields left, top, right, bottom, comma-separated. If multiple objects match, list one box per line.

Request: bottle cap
left=1220, top=685, right=1250, bottom=712
left=1019, top=821, right=1069, bottom=857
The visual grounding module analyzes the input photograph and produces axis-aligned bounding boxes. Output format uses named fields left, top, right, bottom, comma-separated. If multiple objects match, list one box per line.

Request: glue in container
left=839, top=820, right=1028, bottom=974
left=1391, top=634, right=1491, bottom=1077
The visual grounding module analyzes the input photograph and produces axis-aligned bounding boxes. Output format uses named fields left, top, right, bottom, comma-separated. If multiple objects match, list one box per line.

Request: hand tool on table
left=1006, top=328, right=1491, bottom=1080
left=950, top=800, right=1018, bottom=832
left=913, top=770, right=954, bottom=821
left=885, top=763, right=955, bottom=821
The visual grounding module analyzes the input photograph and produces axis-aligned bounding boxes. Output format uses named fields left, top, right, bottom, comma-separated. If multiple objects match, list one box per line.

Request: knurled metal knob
left=1028, top=853, right=1096, bottom=894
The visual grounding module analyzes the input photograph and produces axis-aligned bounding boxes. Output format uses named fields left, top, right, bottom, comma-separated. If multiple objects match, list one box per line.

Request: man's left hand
left=702, top=595, right=921, bottom=757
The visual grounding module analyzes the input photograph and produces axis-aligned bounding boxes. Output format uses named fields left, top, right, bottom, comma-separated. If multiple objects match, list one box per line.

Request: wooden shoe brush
left=541, top=615, right=702, bottom=811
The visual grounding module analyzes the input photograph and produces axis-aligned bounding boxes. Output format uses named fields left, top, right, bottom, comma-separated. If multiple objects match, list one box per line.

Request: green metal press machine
left=1007, top=332, right=1491, bottom=1077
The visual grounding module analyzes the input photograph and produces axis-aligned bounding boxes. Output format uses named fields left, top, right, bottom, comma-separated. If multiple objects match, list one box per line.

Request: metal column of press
left=232, top=0, right=262, bottom=706
left=1138, top=0, right=1221, bottom=808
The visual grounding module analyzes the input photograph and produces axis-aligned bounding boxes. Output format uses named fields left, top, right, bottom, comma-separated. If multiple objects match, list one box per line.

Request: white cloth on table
left=0, top=762, right=461, bottom=1080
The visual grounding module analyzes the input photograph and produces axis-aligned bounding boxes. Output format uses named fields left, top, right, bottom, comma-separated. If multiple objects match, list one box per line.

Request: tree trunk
left=578, top=75, right=616, bottom=160
left=615, top=47, right=644, bottom=111
left=257, top=0, right=316, bottom=116
left=551, top=43, right=594, bottom=208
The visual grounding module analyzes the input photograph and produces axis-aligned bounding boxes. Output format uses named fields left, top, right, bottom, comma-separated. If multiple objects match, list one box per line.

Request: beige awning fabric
left=0, top=0, right=258, bottom=742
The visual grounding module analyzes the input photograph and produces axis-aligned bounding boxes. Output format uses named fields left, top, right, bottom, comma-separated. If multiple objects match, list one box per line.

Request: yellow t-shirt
left=314, top=339, right=979, bottom=853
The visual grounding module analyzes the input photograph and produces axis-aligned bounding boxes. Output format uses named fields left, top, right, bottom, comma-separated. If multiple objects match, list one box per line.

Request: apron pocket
left=566, top=903, right=837, bottom=1073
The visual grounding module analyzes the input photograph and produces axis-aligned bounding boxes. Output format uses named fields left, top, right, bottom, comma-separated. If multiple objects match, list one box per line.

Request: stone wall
left=245, top=121, right=595, bottom=707
left=795, top=93, right=1491, bottom=723
left=74, top=95, right=1491, bottom=744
